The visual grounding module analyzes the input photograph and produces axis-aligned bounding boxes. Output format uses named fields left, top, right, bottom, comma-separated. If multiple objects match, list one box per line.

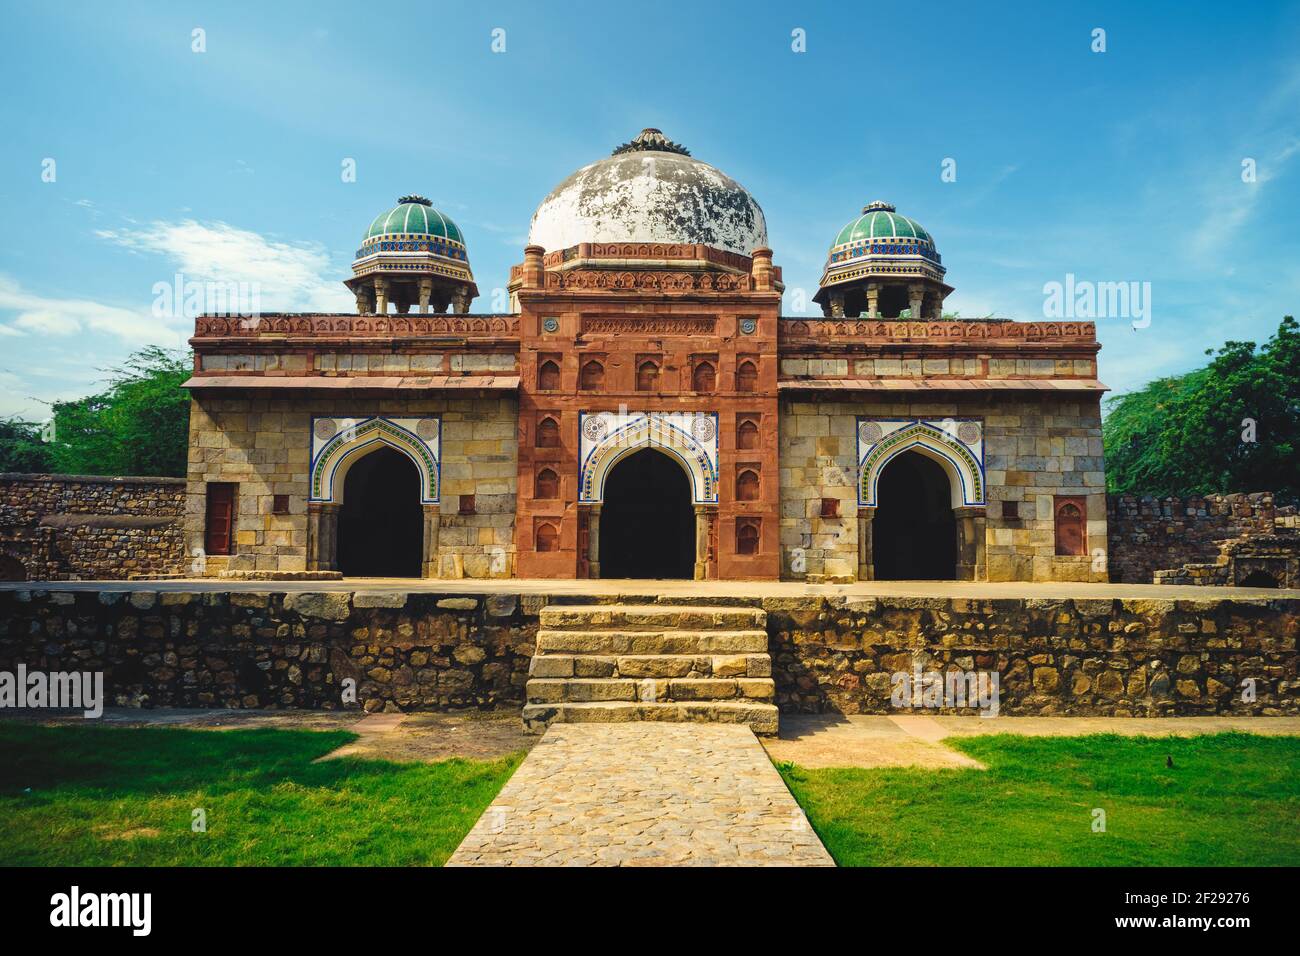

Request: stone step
left=526, top=677, right=776, bottom=704
left=529, top=652, right=771, bottom=679
left=538, top=604, right=766, bottom=632
left=522, top=700, right=779, bottom=736
left=535, top=629, right=769, bottom=656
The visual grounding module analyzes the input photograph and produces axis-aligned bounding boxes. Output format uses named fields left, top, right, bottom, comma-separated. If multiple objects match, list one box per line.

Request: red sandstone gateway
left=179, top=128, right=1110, bottom=584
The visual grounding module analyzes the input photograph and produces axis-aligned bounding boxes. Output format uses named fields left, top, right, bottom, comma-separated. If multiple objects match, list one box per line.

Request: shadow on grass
left=0, top=724, right=523, bottom=866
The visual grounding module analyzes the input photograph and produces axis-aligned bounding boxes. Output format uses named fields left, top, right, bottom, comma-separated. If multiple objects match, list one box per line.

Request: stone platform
left=2, top=579, right=1296, bottom=719
left=446, top=723, right=834, bottom=867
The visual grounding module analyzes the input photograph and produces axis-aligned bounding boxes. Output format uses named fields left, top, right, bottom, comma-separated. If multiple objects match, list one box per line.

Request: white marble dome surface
left=527, top=129, right=768, bottom=258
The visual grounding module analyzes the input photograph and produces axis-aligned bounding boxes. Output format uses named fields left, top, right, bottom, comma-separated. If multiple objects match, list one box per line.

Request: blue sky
left=2, top=0, right=1298, bottom=418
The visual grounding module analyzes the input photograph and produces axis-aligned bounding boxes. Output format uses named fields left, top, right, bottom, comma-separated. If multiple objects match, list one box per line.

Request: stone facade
left=779, top=395, right=1107, bottom=583
left=185, top=393, right=517, bottom=578
left=2, top=589, right=1294, bottom=718
left=0, top=474, right=185, bottom=581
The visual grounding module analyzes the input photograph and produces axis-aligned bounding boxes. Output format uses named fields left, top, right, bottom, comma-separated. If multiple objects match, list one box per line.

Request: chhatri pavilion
left=183, top=128, right=1108, bottom=583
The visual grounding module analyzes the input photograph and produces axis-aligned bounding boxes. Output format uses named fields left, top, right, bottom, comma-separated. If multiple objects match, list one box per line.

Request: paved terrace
left=3, top=577, right=1298, bottom=600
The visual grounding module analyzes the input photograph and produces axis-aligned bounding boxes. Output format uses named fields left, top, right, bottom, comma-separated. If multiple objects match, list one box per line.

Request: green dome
left=364, top=195, right=464, bottom=245
left=833, top=200, right=931, bottom=246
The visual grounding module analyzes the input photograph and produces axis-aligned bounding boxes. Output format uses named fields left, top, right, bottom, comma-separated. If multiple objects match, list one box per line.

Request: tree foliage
left=0, top=418, right=55, bottom=473
left=1104, top=316, right=1300, bottom=504
left=21, top=347, right=193, bottom=478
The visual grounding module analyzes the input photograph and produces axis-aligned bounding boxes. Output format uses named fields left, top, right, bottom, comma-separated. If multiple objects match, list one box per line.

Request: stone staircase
left=522, top=604, right=778, bottom=735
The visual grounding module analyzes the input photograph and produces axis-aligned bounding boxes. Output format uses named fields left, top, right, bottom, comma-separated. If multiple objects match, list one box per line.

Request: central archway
left=599, top=448, right=694, bottom=579
left=873, top=450, right=956, bottom=580
left=338, top=446, right=422, bottom=577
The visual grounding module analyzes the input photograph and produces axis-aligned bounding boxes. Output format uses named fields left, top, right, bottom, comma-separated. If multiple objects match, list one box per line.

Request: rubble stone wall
left=2, top=589, right=1294, bottom=718
left=0, top=474, right=186, bottom=581
left=1106, top=492, right=1280, bottom=583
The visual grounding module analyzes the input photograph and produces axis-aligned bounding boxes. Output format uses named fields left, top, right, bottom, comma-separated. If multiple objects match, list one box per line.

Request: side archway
left=859, top=421, right=984, bottom=508
left=311, top=417, right=440, bottom=505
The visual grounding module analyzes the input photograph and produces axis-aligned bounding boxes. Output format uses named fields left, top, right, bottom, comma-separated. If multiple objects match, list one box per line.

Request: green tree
left=45, top=346, right=192, bottom=477
left=0, top=418, right=55, bottom=473
left=1104, top=316, right=1300, bottom=504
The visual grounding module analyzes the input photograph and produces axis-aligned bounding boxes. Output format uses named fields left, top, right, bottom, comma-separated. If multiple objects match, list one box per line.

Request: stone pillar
left=373, top=278, right=388, bottom=315
left=751, top=246, right=774, bottom=291
left=353, top=286, right=373, bottom=315
left=522, top=245, right=545, bottom=289
left=418, top=279, right=432, bottom=314
left=421, top=505, right=441, bottom=578
left=693, top=505, right=713, bottom=581
left=953, top=506, right=986, bottom=581
left=930, top=290, right=946, bottom=319
left=908, top=282, right=925, bottom=320
left=307, top=502, right=340, bottom=572
left=587, top=504, right=602, bottom=578
left=866, top=283, right=879, bottom=319
left=829, top=291, right=846, bottom=318
left=452, top=289, right=470, bottom=315
left=857, top=510, right=874, bottom=581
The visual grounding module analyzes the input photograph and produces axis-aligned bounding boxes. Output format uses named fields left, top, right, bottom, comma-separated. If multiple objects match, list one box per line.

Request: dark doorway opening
left=600, top=449, right=694, bottom=579
left=338, top=446, right=422, bottom=577
left=0, top=555, right=27, bottom=581
left=873, top=450, right=956, bottom=580
left=1238, top=570, right=1279, bottom=588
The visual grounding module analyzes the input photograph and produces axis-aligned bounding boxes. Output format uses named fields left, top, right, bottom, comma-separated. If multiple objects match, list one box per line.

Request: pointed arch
left=579, top=413, right=718, bottom=504
left=311, top=417, right=440, bottom=504
left=858, top=421, right=983, bottom=508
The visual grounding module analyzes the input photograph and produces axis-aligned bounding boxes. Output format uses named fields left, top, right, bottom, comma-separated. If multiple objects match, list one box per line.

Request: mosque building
left=184, top=128, right=1107, bottom=583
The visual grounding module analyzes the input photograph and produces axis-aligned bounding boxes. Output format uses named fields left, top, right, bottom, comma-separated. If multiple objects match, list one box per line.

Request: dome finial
left=863, top=200, right=896, bottom=213
left=612, top=128, right=691, bottom=157
left=397, top=194, right=432, bottom=206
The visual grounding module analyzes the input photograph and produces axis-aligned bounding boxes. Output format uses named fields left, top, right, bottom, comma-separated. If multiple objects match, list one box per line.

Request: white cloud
left=0, top=276, right=176, bottom=343
left=95, top=219, right=353, bottom=313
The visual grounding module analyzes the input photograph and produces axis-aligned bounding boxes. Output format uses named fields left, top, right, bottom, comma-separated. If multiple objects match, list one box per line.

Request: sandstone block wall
left=1106, top=492, right=1280, bottom=584
left=778, top=395, right=1107, bottom=582
left=186, top=394, right=517, bottom=577
left=0, top=474, right=185, bottom=581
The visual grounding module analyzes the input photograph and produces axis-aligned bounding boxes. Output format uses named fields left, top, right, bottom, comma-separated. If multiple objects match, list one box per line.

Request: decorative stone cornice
left=581, top=316, right=717, bottom=335
left=779, top=319, right=1098, bottom=342
left=192, top=314, right=519, bottom=338
left=545, top=269, right=756, bottom=293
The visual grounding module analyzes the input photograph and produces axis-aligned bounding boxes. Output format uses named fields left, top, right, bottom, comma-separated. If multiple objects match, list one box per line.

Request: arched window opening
left=537, top=417, right=560, bottom=448
left=736, top=520, right=760, bottom=556
left=736, top=469, right=760, bottom=502
left=580, top=359, right=604, bottom=391
left=536, top=522, right=559, bottom=552
left=536, top=467, right=559, bottom=499
left=736, top=360, right=758, bottom=393
left=538, top=359, right=560, bottom=391
left=692, top=361, right=716, bottom=393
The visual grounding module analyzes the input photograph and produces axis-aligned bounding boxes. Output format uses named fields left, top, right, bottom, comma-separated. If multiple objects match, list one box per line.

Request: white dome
left=527, top=129, right=768, bottom=258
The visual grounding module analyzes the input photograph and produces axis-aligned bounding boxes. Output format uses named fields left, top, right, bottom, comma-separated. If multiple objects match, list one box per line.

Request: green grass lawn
left=780, top=732, right=1300, bottom=866
left=0, top=724, right=522, bottom=866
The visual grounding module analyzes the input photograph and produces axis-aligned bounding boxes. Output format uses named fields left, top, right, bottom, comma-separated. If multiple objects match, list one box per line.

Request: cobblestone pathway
left=446, top=723, right=834, bottom=866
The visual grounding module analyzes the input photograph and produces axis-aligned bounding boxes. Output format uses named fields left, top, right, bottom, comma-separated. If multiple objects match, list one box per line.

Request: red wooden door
left=205, top=483, right=236, bottom=555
